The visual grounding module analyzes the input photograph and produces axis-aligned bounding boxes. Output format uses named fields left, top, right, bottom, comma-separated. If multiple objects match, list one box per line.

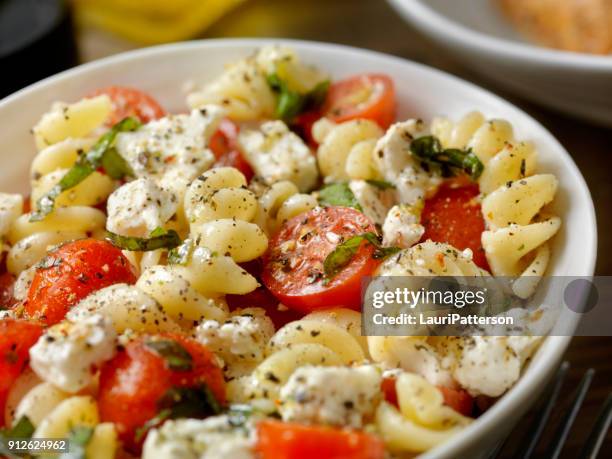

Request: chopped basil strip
left=159, top=385, right=222, bottom=419
left=145, top=338, right=193, bottom=371
left=318, top=182, right=362, bottom=211
left=323, top=232, right=400, bottom=279
left=134, top=384, right=222, bottom=442
left=0, top=416, right=35, bottom=459
left=30, top=117, right=141, bottom=221
left=410, top=135, right=484, bottom=180
left=365, top=179, right=395, bottom=189
left=267, top=73, right=329, bottom=122
left=106, top=228, right=181, bottom=252
left=59, top=426, right=94, bottom=459
left=167, top=238, right=195, bottom=265
left=134, top=409, right=172, bottom=442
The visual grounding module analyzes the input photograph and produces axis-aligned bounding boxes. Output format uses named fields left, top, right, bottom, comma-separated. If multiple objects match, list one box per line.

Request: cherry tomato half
left=262, top=207, right=380, bottom=312
left=0, top=319, right=44, bottom=426
left=323, top=74, right=396, bottom=129
left=24, top=239, right=137, bottom=325
left=209, top=119, right=254, bottom=181
left=98, top=334, right=225, bottom=451
left=421, top=181, right=490, bottom=271
left=0, top=272, right=16, bottom=309
left=89, top=86, right=166, bottom=125
left=256, top=419, right=385, bottom=459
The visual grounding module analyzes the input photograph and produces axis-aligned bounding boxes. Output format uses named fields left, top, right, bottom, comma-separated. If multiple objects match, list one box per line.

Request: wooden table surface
left=77, top=0, right=612, bottom=456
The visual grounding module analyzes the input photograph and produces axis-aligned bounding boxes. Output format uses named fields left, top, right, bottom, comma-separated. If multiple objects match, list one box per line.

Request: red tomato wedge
left=0, top=319, right=43, bottom=426
left=209, top=119, right=254, bottom=181
left=323, top=74, right=396, bottom=129
left=256, top=419, right=385, bottom=459
left=89, top=86, right=166, bottom=125
left=438, top=386, right=474, bottom=417
left=24, top=239, right=137, bottom=325
left=98, top=334, right=225, bottom=451
left=262, top=207, right=380, bottom=312
left=421, top=181, right=490, bottom=271
left=381, top=376, right=399, bottom=407
left=0, top=272, right=16, bottom=309
left=293, top=110, right=322, bottom=147
left=382, top=376, right=473, bottom=417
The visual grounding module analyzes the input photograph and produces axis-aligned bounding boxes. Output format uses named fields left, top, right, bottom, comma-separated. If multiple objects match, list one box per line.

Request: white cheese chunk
left=348, top=180, right=395, bottom=225
left=143, top=415, right=255, bottom=459
left=239, top=121, right=318, bottom=192
left=382, top=204, right=424, bottom=248
left=452, top=336, right=541, bottom=397
left=106, top=177, right=178, bottom=237
left=0, top=193, right=23, bottom=238
left=196, top=308, right=274, bottom=377
left=279, top=365, right=382, bottom=428
left=115, top=106, right=223, bottom=196
left=29, top=314, right=116, bottom=393
left=373, top=121, right=441, bottom=205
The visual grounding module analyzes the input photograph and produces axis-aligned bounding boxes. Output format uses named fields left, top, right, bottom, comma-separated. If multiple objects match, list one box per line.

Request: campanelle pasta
left=0, top=46, right=563, bottom=459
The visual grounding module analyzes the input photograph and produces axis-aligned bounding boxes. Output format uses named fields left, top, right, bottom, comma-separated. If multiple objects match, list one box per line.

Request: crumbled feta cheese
left=239, top=121, right=318, bottom=192
left=382, top=204, right=424, bottom=248
left=348, top=180, right=395, bottom=225
left=0, top=193, right=23, bottom=238
left=115, top=107, right=223, bottom=196
left=452, top=336, right=541, bottom=397
left=195, top=308, right=274, bottom=377
left=279, top=365, right=382, bottom=428
left=373, top=121, right=441, bottom=205
left=143, top=415, right=256, bottom=459
left=106, top=178, right=178, bottom=237
left=29, top=314, right=116, bottom=393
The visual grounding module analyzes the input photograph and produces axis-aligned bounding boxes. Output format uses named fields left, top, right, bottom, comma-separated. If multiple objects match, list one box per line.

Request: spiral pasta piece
left=375, top=373, right=471, bottom=453
left=431, top=112, right=560, bottom=297
left=254, top=180, right=318, bottom=235
left=313, top=118, right=383, bottom=182
left=188, top=46, right=326, bottom=121
left=179, top=167, right=266, bottom=295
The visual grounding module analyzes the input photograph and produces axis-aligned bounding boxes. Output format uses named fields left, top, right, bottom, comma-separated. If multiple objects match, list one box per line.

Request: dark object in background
left=0, top=0, right=77, bottom=99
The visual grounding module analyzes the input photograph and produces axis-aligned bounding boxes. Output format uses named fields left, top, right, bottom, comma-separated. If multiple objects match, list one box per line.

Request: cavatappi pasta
left=0, top=46, right=561, bottom=458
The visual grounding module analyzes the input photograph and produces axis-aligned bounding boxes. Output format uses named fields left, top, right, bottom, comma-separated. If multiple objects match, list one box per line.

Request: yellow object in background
left=72, top=0, right=246, bottom=44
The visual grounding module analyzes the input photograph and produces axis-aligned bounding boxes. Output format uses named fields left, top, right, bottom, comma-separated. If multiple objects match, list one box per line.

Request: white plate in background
left=388, top=0, right=612, bottom=127
left=0, top=39, right=597, bottom=458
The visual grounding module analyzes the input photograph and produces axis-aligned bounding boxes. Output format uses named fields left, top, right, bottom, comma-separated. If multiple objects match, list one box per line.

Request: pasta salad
left=0, top=46, right=561, bottom=458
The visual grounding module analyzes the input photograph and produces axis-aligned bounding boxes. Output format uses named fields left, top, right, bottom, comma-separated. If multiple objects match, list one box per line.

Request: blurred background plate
left=388, top=0, right=612, bottom=127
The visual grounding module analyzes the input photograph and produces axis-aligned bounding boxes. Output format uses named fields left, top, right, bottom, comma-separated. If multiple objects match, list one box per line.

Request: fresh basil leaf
left=365, top=179, right=395, bottom=189
left=134, top=409, right=172, bottom=443
left=0, top=416, right=35, bottom=459
left=134, top=384, right=222, bottom=443
left=318, top=182, right=362, bottom=211
left=106, top=228, right=181, bottom=252
left=99, top=147, right=134, bottom=180
left=323, top=232, right=401, bottom=279
left=30, top=117, right=140, bottom=221
left=267, top=73, right=329, bottom=122
left=158, top=385, right=222, bottom=420
left=59, top=426, right=93, bottom=459
left=410, top=135, right=484, bottom=180
left=145, top=338, right=193, bottom=371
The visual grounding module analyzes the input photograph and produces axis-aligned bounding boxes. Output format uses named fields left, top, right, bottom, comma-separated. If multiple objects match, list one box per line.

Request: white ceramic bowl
left=0, top=39, right=597, bottom=458
left=388, top=0, right=612, bottom=127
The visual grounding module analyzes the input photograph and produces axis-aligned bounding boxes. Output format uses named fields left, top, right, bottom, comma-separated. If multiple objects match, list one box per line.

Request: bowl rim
left=0, top=38, right=598, bottom=458
left=388, top=0, right=612, bottom=72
